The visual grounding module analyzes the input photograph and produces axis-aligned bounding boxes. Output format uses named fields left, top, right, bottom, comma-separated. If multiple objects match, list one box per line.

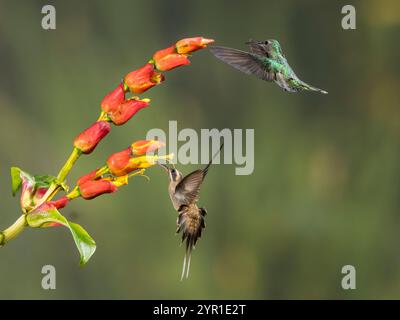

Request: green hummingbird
left=209, top=39, right=328, bottom=94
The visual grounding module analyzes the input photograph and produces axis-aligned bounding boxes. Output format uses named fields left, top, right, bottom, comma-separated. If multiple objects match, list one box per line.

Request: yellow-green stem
left=95, top=165, right=109, bottom=179
left=67, top=187, right=80, bottom=200
left=0, top=215, right=27, bottom=246
left=41, top=147, right=82, bottom=203
left=57, top=147, right=82, bottom=182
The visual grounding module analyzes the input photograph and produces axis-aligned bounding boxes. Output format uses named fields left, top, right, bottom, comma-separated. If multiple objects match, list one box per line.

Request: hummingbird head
left=247, top=39, right=284, bottom=59
left=267, top=39, right=285, bottom=59
left=159, top=164, right=182, bottom=182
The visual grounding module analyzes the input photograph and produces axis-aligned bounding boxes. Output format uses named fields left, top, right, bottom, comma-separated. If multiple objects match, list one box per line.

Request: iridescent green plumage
left=209, top=39, right=328, bottom=94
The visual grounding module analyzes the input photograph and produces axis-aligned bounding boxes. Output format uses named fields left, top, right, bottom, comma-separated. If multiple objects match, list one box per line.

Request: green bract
left=11, top=167, right=68, bottom=197
left=27, top=207, right=96, bottom=265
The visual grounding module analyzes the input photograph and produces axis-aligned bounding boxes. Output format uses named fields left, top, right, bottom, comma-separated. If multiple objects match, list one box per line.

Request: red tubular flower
left=106, top=140, right=165, bottom=176
left=78, top=179, right=117, bottom=200
left=108, top=155, right=158, bottom=176
left=175, top=37, right=214, bottom=54
left=106, top=147, right=132, bottom=177
left=49, top=196, right=69, bottom=209
left=131, top=140, right=165, bottom=156
left=77, top=168, right=100, bottom=186
left=101, top=83, right=125, bottom=113
left=124, top=63, right=165, bottom=94
left=152, top=46, right=190, bottom=71
left=108, top=98, right=149, bottom=125
left=33, top=187, right=48, bottom=204
left=73, top=121, right=111, bottom=154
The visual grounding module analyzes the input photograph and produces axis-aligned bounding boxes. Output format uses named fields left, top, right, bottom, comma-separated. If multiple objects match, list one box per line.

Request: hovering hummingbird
left=209, top=39, right=328, bottom=94
left=160, top=144, right=223, bottom=280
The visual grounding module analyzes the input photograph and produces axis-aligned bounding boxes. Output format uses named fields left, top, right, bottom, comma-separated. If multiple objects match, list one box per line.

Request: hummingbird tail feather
left=186, top=251, right=191, bottom=279
left=180, top=252, right=187, bottom=281
left=180, top=246, right=193, bottom=281
left=300, top=81, right=328, bottom=94
left=176, top=205, right=207, bottom=280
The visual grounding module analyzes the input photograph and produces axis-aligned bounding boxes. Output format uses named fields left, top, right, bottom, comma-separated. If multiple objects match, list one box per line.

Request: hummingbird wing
left=209, top=46, right=275, bottom=81
left=174, top=169, right=207, bottom=205
left=174, top=143, right=223, bottom=206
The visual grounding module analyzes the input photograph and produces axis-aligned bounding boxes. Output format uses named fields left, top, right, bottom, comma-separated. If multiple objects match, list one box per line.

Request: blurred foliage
left=0, top=0, right=399, bottom=299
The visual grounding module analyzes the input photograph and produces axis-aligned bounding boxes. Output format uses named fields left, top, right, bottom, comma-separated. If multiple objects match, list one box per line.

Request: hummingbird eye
left=170, top=169, right=177, bottom=179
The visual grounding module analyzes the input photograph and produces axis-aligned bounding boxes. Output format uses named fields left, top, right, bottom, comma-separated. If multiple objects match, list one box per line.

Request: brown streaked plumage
left=160, top=143, right=223, bottom=280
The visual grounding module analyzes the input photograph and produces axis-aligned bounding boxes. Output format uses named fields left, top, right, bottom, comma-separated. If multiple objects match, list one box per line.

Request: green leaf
left=10, top=167, right=22, bottom=196
left=68, top=222, right=96, bottom=265
left=11, top=167, right=35, bottom=195
left=34, top=175, right=69, bottom=192
left=26, top=207, right=96, bottom=265
left=11, top=167, right=36, bottom=196
left=34, top=175, right=57, bottom=188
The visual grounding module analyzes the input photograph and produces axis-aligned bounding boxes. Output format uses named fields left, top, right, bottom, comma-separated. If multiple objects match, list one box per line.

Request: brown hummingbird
left=160, top=144, right=223, bottom=280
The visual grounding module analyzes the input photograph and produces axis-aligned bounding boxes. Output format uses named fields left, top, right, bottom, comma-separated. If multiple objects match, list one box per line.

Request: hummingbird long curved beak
left=159, top=163, right=170, bottom=172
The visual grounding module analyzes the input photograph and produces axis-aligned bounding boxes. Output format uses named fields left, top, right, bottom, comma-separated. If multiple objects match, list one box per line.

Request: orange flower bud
left=73, top=121, right=111, bottom=154
left=106, top=141, right=166, bottom=176
left=49, top=196, right=69, bottom=209
left=124, top=63, right=165, bottom=94
left=78, top=179, right=117, bottom=200
left=106, top=147, right=132, bottom=177
left=77, top=168, right=100, bottom=186
left=153, top=46, right=190, bottom=71
left=101, top=83, right=125, bottom=113
left=131, top=139, right=165, bottom=156
left=175, top=37, right=214, bottom=54
left=108, top=98, right=149, bottom=125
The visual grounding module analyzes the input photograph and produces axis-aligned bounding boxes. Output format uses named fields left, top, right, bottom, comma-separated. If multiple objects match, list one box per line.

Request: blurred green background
left=0, top=0, right=399, bottom=299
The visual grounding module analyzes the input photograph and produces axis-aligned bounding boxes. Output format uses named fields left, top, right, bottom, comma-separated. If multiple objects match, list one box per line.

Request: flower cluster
left=0, top=36, right=214, bottom=265
left=72, top=37, right=214, bottom=156
left=74, top=140, right=172, bottom=200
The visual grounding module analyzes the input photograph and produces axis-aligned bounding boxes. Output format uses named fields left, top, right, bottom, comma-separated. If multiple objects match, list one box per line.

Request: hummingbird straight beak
left=245, top=39, right=263, bottom=45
